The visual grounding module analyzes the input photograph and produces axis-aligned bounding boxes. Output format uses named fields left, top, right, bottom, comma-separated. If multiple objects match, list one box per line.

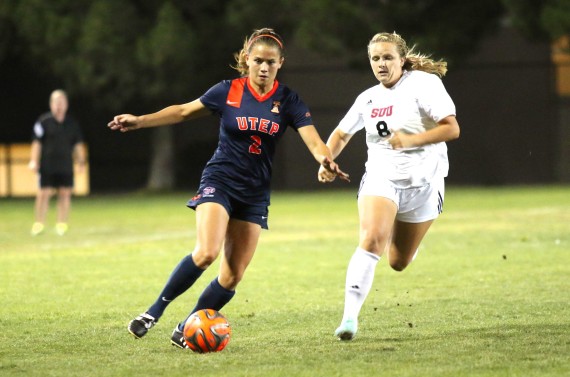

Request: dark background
left=1, top=17, right=568, bottom=192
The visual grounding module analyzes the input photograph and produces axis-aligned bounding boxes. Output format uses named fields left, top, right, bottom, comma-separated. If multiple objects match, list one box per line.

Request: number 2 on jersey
left=249, top=135, right=262, bottom=154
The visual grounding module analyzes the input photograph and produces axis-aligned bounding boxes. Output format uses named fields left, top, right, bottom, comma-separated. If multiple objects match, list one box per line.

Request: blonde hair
left=368, top=32, right=448, bottom=77
left=232, top=28, right=285, bottom=76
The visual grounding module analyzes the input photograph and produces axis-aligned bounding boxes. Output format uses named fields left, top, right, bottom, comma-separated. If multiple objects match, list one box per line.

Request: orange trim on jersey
left=226, top=78, right=247, bottom=108
left=246, top=78, right=279, bottom=102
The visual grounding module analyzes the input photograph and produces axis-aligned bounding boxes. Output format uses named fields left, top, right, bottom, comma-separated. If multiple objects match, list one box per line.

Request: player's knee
left=389, top=250, right=417, bottom=271
left=192, top=247, right=220, bottom=268
left=360, top=231, right=390, bottom=254
left=389, top=260, right=409, bottom=272
left=219, top=273, right=242, bottom=290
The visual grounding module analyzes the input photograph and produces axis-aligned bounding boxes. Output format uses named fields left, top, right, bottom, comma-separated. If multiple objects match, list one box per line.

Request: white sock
left=341, top=247, right=380, bottom=322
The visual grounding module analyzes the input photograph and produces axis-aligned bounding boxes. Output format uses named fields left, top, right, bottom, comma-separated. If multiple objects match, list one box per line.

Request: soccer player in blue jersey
left=108, top=27, right=348, bottom=348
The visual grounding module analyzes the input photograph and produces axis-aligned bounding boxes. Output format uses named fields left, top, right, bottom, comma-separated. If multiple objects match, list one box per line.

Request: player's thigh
left=219, top=219, right=262, bottom=288
left=390, top=220, right=433, bottom=265
left=193, top=202, right=230, bottom=266
left=357, top=195, right=398, bottom=255
left=391, top=178, right=443, bottom=259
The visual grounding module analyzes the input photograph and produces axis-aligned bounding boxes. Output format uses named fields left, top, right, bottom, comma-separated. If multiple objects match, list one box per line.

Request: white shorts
left=357, top=172, right=445, bottom=223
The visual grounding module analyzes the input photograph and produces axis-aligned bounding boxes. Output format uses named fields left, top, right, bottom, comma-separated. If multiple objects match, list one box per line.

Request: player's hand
left=388, top=131, right=414, bottom=149
left=107, top=114, right=140, bottom=132
left=319, top=156, right=350, bottom=183
left=318, top=164, right=336, bottom=182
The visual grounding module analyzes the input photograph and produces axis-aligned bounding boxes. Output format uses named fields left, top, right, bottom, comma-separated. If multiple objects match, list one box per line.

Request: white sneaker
left=334, top=318, right=358, bottom=341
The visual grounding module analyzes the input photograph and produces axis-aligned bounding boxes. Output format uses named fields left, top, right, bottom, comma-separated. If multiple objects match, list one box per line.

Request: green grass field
left=1, top=186, right=569, bottom=377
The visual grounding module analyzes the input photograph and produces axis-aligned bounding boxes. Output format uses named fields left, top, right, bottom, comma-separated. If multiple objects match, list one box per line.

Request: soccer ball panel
left=183, top=309, right=231, bottom=353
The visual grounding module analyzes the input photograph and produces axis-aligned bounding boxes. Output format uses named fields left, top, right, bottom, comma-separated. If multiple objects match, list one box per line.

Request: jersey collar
left=246, top=78, right=279, bottom=102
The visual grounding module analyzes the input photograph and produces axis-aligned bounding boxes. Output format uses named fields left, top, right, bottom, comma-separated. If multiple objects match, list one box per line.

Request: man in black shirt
left=29, top=90, right=86, bottom=235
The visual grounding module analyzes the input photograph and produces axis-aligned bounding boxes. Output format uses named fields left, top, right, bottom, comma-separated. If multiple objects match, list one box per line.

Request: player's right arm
left=107, top=99, right=211, bottom=132
left=326, top=128, right=353, bottom=159
left=317, top=95, right=363, bottom=183
left=318, top=128, right=353, bottom=182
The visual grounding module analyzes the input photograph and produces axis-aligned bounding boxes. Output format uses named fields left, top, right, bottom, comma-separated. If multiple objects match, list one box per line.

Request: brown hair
left=232, top=28, right=285, bottom=76
left=368, top=32, right=448, bottom=77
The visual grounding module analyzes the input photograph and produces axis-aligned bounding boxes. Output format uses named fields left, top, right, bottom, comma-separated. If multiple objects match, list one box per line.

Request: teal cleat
left=334, top=318, right=357, bottom=341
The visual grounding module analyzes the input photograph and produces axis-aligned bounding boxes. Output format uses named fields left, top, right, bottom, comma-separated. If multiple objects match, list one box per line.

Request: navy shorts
left=187, top=185, right=269, bottom=229
left=39, top=172, right=74, bottom=188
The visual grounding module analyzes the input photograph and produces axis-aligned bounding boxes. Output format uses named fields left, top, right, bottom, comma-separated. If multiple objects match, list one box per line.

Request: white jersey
left=338, top=70, right=456, bottom=188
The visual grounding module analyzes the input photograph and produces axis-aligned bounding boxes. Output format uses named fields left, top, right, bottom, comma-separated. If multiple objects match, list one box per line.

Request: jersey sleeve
left=337, top=93, right=366, bottom=135
left=32, top=120, right=44, bottom=141
left=286, top=91, right=314, bottom=130
left=199, top=81, right=231, bottom=114
left=416, top=74, right=456, bottom=122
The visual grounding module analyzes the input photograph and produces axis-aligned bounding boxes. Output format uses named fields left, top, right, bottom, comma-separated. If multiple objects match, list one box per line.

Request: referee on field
left=29, top=89, right=86, bottom=236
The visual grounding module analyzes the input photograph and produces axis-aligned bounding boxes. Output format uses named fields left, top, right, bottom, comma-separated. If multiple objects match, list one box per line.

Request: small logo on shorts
left=203, top=187, right=216, bottom=198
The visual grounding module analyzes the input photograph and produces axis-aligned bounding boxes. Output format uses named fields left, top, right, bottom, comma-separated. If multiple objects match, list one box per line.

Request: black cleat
left=170, top=327, right=189, bottom=349
left=127, top=312, right=156, bottom=339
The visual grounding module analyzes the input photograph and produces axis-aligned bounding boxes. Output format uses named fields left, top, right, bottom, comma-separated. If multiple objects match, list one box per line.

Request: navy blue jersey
left=32, top=112, right=83, bottom=175
left=199, top=78, right=313, bottom=205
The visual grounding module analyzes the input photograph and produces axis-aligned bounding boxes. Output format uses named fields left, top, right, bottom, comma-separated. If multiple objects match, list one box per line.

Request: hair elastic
left=247, top=34, right=284, bottom=51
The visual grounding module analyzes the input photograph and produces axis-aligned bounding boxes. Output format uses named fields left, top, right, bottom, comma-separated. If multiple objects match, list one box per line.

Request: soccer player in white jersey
left=318, top=32, right=460, bottom=340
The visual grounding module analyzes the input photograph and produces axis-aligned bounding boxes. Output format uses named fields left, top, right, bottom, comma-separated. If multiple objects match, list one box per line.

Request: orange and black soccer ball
left=183, top=309, right=231, bottom=353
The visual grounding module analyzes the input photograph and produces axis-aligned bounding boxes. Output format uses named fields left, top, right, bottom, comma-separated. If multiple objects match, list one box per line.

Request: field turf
left=1, top=186, right=568, bottom=376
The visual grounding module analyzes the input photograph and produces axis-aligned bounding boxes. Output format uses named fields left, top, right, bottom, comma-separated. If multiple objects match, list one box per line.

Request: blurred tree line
left=0, top=0, right=568, bottom=190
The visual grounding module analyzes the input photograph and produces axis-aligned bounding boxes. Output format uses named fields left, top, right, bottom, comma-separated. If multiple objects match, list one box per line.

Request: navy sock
left=177, top=277, right=235, bottom=330
left=147, top=254, right=204, bottom=319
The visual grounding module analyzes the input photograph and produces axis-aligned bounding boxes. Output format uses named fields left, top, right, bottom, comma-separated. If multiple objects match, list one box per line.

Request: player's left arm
left=298, top=125, right=350, bottom=182
left=389, top=115, right=460, bottom=149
